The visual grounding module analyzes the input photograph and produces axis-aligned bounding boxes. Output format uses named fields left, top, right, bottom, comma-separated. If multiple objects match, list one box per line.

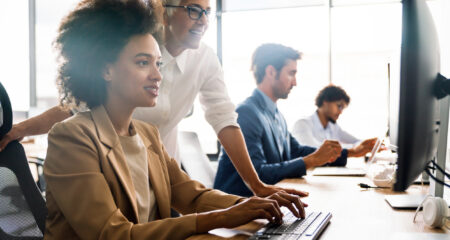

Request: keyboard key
left=304, top=212, right=331, bottom=236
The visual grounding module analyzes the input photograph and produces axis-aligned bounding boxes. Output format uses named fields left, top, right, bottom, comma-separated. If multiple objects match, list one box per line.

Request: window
left=36, top=0, right=79, bottom=109
left=0, top=2, right=30, bottom=111
left=222, top=6, right=329, bottom=124
left=330, top=3, right=402, bottom=139
left=180, top=5, right=329, bottom=153
left=184, top=0, right=450, bottom=154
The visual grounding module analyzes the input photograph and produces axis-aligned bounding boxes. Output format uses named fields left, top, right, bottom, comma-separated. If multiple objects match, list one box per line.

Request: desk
left=189, top=171, right=449, bottom=239
left=20, top=143, right=448, bottom=239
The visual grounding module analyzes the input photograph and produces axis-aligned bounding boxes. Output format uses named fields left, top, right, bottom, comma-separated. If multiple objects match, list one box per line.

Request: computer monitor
left=390, top=0, right=450, bottom=193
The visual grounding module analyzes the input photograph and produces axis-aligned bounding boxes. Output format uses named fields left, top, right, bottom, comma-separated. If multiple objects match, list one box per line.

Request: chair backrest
left=0, top=82, right=46, bottom=240
left=178, top=131, right=216, bottom=188
left=0, top=82, right=12, bottom=139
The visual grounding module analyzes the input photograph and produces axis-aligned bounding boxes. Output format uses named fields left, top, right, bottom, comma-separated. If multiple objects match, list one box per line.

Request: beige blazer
left=44, top=106, right=242, bottom=240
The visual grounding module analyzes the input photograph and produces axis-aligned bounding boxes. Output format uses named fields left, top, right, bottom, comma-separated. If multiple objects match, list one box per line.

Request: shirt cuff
left=212, top=118, right=240, bottom=135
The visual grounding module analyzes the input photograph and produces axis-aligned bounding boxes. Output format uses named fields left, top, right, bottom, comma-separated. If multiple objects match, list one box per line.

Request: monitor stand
left=412, top=172, right=430, bottom=185
left=386, top=97, right=450, bottom=209
left=385, top=194, right=427, bottom=210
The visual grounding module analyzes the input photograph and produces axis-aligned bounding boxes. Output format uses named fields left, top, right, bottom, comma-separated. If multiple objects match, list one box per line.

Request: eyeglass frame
left=164, top=4, right=212, bottom=20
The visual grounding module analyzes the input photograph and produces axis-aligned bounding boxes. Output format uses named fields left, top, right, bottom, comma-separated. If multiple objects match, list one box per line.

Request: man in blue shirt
left=214, top=44, right=366, bottom=196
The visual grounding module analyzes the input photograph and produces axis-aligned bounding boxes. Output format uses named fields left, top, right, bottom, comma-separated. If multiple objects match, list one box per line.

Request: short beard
left=327, top=116, right=336, bottom=124
left=273, top=73, right=289, bottom=100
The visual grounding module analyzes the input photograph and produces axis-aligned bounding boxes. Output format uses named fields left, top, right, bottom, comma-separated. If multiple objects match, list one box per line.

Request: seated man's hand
left=348, top=137, right=378, bottom=158
left=0, top=125, right=25, bottom=151
left=303, top=140, right=342, bottom=168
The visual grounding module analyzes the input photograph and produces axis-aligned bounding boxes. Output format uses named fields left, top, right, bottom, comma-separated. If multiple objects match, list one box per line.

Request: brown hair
left=251, top=43, right=302, bottom=84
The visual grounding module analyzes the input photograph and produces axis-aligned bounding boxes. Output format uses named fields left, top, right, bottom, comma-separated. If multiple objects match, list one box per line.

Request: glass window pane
left=331, top=3, right=402, bottom=139
left=223, top=0, right=324, bottom=12
left=181, top=6, right=329, bottom=153
left=36, top=0, right=79, bottom=109
left=332, top=0, right=400, bottom=7
left=0, top=2, right=30, bottom=111
left=223, top=7, right=329, bottom=128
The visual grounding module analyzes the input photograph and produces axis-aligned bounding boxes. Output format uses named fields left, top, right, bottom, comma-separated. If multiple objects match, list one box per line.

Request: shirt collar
left=161, top=45, right=187, bottom=74
left=313, top=111, right=326, bottom=130
left=314, top=110, right=333, bottom=130
left=255, top=88, right=277, bottom=116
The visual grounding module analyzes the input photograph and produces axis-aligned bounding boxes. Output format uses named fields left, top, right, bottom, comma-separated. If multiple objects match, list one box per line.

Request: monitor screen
left=392, top=0, right=443, bottom=192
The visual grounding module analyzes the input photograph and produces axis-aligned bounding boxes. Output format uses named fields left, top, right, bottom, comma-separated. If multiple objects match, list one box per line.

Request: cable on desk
left=358, top=183, right=389, bottom=189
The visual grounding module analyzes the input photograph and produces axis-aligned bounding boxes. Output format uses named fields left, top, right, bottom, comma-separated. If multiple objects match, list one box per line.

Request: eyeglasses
left=164, top=4, right=211, bottom=20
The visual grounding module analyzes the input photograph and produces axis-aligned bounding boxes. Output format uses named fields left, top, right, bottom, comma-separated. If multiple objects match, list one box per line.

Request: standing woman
left=44, top=0, right=304, bottom=239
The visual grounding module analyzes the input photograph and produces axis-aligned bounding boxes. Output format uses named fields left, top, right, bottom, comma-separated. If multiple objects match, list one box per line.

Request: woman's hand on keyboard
left=267, top=191, right=307, bottom=219
left=197, top=196, right=283, bottom=232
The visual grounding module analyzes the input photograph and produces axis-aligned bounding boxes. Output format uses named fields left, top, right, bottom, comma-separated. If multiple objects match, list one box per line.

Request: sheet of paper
left=208, top=228, right=252, bottom=238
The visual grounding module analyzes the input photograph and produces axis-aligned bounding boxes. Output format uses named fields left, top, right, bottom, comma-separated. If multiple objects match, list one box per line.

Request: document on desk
left=209, top=228, right=252, bottom=238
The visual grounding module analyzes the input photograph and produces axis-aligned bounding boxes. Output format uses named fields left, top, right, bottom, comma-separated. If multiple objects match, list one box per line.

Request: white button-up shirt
left=292, top=111, right=359, bottom=149
left=132, top=42, right=238, bottom=162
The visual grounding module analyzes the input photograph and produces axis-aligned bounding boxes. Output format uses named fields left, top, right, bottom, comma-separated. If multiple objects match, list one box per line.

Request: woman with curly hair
left=43, top=0, right=304, bottom=239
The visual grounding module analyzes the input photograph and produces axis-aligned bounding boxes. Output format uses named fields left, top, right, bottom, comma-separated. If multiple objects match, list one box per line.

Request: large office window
left=180, top=5, right=329, bottom=153
left=36, top=0, right=79, bottom=109
left=221, top=6, right=329, bottom=122
left=182, top=0, right=450, bottom=154
left=1, top=0, right=449, bottom=156
left=330, top=3, right=402, bottom=139
left=0, top=2, right=30, bottom=111
left=0, top=1, right=78, bottom=113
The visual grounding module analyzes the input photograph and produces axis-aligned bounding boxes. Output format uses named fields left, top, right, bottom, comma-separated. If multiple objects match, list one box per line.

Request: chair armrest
left=27, top=157, right=44, bottom=167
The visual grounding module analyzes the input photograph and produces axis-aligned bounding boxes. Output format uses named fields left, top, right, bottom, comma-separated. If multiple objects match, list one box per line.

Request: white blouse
left=133, top=42, right=238, bottom=162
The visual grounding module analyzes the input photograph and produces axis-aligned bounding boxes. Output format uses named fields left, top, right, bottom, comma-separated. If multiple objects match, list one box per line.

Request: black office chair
left=0, top=82, right=46, bottom=240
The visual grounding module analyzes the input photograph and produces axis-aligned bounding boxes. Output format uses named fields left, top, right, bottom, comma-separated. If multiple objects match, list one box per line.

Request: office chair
left=0, top=82, right=46, bottom=240
left=178, top=131, right=217, bottom=188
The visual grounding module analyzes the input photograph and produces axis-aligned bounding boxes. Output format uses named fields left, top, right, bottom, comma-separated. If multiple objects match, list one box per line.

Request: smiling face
left=104, top=34, right=162, bottom=109
left=165, top=0, right=210, bottom=54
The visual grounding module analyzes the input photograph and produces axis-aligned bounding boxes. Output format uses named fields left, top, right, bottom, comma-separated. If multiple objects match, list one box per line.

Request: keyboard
left=249, top=208, right=332, bottom=240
